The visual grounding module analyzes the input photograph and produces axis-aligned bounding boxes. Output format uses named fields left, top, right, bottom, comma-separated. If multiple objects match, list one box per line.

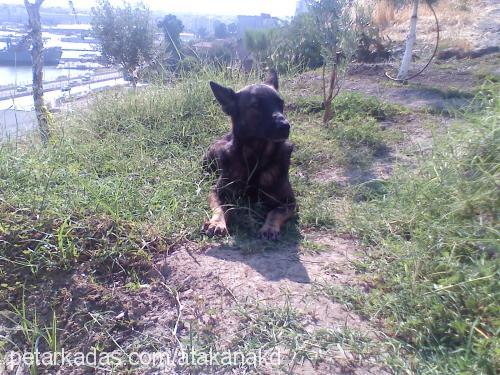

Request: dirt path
left=0, top=226, right=387, bottom=374
left=122, top=231, right=386, bottom=374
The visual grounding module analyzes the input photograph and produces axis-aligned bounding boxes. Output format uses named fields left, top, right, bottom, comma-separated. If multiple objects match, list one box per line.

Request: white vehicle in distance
left=82, top=72, right=92, bottom=82
left=16, top=85, right=28, bottom=92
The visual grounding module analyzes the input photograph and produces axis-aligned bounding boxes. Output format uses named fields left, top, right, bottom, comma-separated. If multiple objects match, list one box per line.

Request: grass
left=162, top=298, right=379, bottom=373
left=226, top=300, right=377, bottom=372
left=0, top=69, right=346, bottom=372
left=289, top=91, right=403, bottom=121
left=344, top=88, right=499, bottom=374
left=289, top=91, right=402, bottom=171
left=2, top=292, right=59, bottom=374
left=0, top=74, right=230, bottom=279
left=0, top=66, right=497, bottom=374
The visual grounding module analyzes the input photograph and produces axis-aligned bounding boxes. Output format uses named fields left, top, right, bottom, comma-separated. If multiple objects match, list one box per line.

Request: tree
left=197, top=26, right=208, bottom=39
left=397, top=0, right=419, bottom=79
left=158, top=14, right=184, bottom=66
left=90, top=0, right=154, bottom=87
left=227, top=22, right=237, bottom=35
left=244, top=29, right=271, bottom=69
left=24, top=0, right=50, bottom=144
left=214, top=22, right=228, bottom=39
left=307, top=0, right=356, bottom=124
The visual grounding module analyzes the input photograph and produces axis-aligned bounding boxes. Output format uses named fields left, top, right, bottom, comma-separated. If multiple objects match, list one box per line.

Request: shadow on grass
left=337, top=135, right=393, bottom=193
left=204, top=210, right=310, bottom=284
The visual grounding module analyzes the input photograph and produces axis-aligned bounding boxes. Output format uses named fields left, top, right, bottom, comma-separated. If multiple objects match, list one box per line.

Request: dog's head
left=209, top=70, right=290, bottom=142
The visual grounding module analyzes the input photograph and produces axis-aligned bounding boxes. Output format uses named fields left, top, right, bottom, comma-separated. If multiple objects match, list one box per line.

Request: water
left=0, top=31, right=97, bottom=86
left=0, top=66, right=70, bottom=86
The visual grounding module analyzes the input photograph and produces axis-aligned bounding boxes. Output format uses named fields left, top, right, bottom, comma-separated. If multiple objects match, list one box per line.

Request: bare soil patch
left=1, top=228, right=386, bottom=374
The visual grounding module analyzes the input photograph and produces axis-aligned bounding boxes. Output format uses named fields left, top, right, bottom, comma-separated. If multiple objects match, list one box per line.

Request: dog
left=202, top=70, right=296, bottom=240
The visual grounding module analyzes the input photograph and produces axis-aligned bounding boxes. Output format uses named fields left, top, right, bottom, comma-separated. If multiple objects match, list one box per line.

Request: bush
left=354, top=3, right=391, bottom=62
left=244, top=13, right=323, bottom=74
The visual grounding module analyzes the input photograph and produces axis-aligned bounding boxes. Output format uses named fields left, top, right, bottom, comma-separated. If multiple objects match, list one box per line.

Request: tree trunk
left=397, top=0, right=419, bottom=80
left=24, top=0, right=50, bottom=144
left=322, top=67, right=337, bottom=124
left=127, top=66, right=138, bottom=89
left=322, top=53, right=342, bottom=125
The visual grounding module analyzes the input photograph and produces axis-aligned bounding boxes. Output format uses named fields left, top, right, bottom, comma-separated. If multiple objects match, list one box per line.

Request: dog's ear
left=209, top=81, right=237, bottom=116
left=264, top=69, right=279, bottom=91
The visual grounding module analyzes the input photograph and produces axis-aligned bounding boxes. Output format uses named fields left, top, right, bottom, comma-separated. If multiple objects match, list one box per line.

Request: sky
left=2, top=0, right=299, bottom=17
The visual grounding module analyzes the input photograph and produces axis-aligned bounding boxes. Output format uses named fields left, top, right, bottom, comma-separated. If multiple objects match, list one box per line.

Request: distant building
left=179, top=32, right=196, bottom=43
left=188, top=15, right=216, bottom=36
left=0, top=4, right=27, bottom=24
left=236, top=13, right=279, bottom=38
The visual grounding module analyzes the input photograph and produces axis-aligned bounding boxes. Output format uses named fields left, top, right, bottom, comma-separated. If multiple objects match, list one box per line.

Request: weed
left=347, top=85, right=500, bottom=373
left=4, top=292, right=59, bottom=374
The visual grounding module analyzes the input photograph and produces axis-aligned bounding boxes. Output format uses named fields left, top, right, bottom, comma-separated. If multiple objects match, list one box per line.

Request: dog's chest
left=226, top=143, right=282, bottom=191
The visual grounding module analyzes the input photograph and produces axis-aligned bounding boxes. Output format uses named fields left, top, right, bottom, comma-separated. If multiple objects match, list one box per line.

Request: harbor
left=0, top=72, right=129, bottom=140
left=0, top=22, right=131, bottom=140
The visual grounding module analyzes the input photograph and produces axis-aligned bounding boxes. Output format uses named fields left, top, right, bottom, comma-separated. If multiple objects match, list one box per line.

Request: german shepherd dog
left=202, top=71, right=296, bottom=240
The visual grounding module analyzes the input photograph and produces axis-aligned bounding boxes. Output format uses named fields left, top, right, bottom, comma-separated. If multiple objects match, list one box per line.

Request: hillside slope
left=1, top=51, right=498, bottom=374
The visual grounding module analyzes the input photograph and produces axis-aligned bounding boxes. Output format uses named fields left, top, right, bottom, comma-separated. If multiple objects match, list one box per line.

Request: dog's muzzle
left=273, top=113, right=290, bottom=140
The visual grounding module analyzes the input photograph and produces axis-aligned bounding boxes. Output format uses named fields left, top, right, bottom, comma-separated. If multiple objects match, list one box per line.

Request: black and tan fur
left=202, top=71, right=296, bottom=240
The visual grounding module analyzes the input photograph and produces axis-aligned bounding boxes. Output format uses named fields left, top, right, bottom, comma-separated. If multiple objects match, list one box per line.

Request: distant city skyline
left=0, top=0, right=298, bottom=17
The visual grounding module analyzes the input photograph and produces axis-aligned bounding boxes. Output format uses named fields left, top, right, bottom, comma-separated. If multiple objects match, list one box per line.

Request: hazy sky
left=2, top=0, right=298, bottom=17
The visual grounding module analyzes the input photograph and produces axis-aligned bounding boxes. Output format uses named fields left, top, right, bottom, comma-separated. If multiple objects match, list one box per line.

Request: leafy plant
left=90, top=0, right=155, bottom=87
left=307, top=0, right=357, bottom=123
left=157, top=14, right=184, bottom=68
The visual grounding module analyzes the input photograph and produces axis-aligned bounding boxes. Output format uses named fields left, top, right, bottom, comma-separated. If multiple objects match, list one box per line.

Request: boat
left=0, top=44, right=63, bottom=66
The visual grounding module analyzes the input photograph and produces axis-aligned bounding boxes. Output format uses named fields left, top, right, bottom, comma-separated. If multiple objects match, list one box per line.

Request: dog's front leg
left=259, top=203, right=296, bottom=240
left=202, top=190, right=228, bottom=237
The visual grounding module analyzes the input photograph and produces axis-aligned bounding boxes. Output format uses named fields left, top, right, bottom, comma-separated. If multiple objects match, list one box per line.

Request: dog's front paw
left=202, top=219, right=228, bottom=237
left=258, top=224, right=280, bottom=241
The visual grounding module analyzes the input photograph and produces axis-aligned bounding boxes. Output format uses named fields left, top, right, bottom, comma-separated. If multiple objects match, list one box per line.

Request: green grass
left=407, top=84, right=475, bottom=100
left=0, top=70, right=355, bottom=371
left=289, top=91, right=404, bottom=121
left=288, top=92, right=402, bottom=169
left=344, top=88, right=499, bottom=374
left=1, top=67, right=497, bottom=374
left=0, top=74, right=235, bottom=278
left=166, top=298, right=378, bottom=373
left=228, top=300, right=377, bottom=371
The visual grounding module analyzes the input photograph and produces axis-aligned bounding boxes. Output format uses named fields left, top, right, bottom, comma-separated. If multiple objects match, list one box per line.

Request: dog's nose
left=274, top=113, right=290, bottom=130
left=279, top=121, right=290, bottom=132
